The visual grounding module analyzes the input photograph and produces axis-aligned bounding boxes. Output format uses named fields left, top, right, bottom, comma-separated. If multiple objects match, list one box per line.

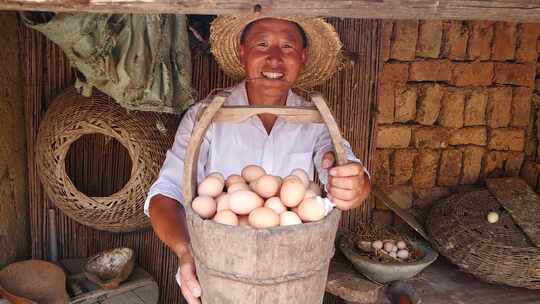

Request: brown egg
left=280, top=175, right=306, bottom=207
left=226, top=174, right=245, bottom=188
left=297, top=196, right=325, bottom=222
left=253, top=175, right=281, bottom=198
left=248, top=207, right=280, bottom=228
left=213, top=210, right=238, bottom=226
left=192, top=196, right=217, bottom=219
left=216, top=193, right=230, bottom=211
left=197, top=176, right=224, bottom=197
left=229, top=190, right=264, bottom=215
left=238, top=215, right=251, bottom=227
left=291, top=168, right=310, bottom=188
left=241, top=165, right=266, bottom=183
left=280, top=211, right=302, bottom=226
left=264, top=197, right=287, bottom=215
left=208, top=172, right=224, bottom=183
left=227, top=182, right=250, bottom=193
left=308, top=182, right=322, bottom=196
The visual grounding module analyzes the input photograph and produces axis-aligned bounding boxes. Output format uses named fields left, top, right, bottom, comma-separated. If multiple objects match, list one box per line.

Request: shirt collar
left=225, top=80, right=305, bottom=107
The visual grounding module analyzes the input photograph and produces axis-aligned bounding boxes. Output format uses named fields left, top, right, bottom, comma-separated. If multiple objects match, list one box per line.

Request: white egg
left=248, top=207, right=280, bottom=228
left=396, top=241, right=407, bottom=250
left=487, top=211, right=499, bottom=224
left=197, top=176, right=224, bottom=197
left=280, top=175, right=306, bottom=207
left=290, top=168, right=310, bottom=188
left=229, top=190, right=264, bottom=215
left=383, top=242, right=395, bottom=253
left=280, top=211, right=302, bottom=226
left=254, top=175, right=281, bottom=198
left=389, top=251, right=397, bottom=258
left=213, top=210, right=238, bottom=226
left=397, top=249, right=410, bottom=259
left=297, top=196, right=325, bottom=222
left=192, top=196, right=217, bottom=219
left=227, top=182, right=250, bottom=193
left=226, top=174, right=246, bottom=188
left=372, top=240, right=383, bottom=250
left=241, top=165, right=266, bottom=183
left=216, top=193, right=230, bottom=211
left=264, top=197, right=287, bottom=215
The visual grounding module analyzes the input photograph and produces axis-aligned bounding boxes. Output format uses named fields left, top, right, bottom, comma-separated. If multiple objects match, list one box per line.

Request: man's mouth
left=261, top=72, right=284, bottom=80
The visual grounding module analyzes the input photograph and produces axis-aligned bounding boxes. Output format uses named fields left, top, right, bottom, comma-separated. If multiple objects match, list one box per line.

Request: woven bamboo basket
left=426, top=189, right=540, bottom=289
left=36, top=88, right=177, bottom=232
left=182, top=91, right=346, bottom=304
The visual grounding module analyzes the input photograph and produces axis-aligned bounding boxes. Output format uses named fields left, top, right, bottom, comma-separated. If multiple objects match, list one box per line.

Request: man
left=145, top=16, right=371, bottom=304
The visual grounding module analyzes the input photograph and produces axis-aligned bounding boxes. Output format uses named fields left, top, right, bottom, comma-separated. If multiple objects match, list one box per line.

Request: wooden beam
left=1, top=0, right=540, bottom=22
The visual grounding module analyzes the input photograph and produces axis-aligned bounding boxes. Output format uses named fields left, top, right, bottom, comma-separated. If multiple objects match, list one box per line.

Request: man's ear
left=239, top=45, right=246, bottom=66
left=301, top=48, right=308, bottom=66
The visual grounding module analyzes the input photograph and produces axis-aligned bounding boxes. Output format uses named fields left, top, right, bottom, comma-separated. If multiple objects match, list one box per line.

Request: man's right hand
left=178, top=252, right=202, bottom=304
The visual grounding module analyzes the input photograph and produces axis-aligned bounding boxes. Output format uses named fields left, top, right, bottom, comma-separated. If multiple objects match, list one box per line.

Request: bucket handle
left=182, top=91, right=348, bottom=205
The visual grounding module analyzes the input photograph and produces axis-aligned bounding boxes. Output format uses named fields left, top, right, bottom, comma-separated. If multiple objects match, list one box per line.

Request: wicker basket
left=36, top=88, right=177, bottom=232
left=426, top=189, right=540, bottom=289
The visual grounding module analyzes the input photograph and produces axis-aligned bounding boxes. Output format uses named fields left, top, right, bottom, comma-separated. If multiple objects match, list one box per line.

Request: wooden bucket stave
left=182, top=91, right=347, bottom=304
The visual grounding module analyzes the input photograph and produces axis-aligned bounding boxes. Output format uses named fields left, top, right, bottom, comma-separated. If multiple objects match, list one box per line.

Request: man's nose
left=265, top=46, right=284, bottom=64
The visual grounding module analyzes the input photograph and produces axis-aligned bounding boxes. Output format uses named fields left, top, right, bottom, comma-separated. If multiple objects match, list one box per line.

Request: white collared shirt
left=144, top=81, right=361, bottom=214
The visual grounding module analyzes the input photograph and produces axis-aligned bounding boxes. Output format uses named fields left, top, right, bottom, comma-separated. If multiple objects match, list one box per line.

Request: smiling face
left=239, top=18, right=308, bottom=104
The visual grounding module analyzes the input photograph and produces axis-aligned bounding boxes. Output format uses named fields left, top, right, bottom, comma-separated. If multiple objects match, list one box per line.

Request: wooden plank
left=486, top=177, right=540, bottom=247
left=3, top=0, right=540, bottom=21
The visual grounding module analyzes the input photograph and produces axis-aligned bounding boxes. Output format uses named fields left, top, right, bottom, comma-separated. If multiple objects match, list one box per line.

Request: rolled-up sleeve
left=144, top=103, right=210, bottom=216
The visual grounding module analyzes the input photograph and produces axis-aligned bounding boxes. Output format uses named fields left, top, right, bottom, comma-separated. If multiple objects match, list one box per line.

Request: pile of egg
left=371, top=240, right=410, bottom=261
left=191, top=165, right=327, bottom=228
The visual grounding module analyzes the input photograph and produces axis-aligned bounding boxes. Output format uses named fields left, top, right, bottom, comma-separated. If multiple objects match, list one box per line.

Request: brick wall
left=373, top=20, right=540, bottom=225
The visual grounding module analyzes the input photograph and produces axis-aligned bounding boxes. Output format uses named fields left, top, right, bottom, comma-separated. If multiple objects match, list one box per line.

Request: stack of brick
left=374, top=20, right=540, bottom=225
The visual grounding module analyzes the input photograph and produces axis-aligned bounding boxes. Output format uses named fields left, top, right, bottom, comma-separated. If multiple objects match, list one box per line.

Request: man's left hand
left=322, top=151, right=371, bottom=210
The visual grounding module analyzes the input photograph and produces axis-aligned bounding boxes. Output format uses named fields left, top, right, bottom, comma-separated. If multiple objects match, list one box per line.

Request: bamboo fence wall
left=18, top=16, right=381, bottom=304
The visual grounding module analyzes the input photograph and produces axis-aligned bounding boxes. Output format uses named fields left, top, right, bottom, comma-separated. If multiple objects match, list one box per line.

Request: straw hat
left=210, top=15, right=344, bottom=89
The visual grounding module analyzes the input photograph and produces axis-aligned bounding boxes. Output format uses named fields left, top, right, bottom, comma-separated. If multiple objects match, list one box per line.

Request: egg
left=227, top=182, right=250, bottom=193
left=383, top=242, right=395, bottom=253
left=248, top=207, right=280, bottom=228
left=291, top=168, right=310, bottom=188
left=208, top=172, right=224, bottom=183
left=229, top=190, right=264, bottom=215
left=297, top=196, right=325, bottom=222
left=197, top=176, right=224, bottom=197
left=280, top=175, right=306, bottom=207
left=396, top=241, right=407, bottom=250
left=308, top=182, right=322, bottom=196
left=226, top=174, right=245, bottom=188
left=192, top=196, right=217, bottom=219
left=304, top=189, right=317, bottom=200
left=372, top=240, right=383, bottom=250
left=213, top=210, right=238, bottom=226
left=397, top=249, right=409, bottom=259
left=238, top=215, right=250, bottom=227
left=253, top=175, right=281, bottom=198
left=280, top=211, right=302, bottom=226
left=241, top=165, right=266, bottom=183
left=216, top=193, right=230, bottom=211
left=487, top=211, right=499, bottom=224
left=389, top=251, right=397, bottom=258
left=264, top=197, right=287, bottom=214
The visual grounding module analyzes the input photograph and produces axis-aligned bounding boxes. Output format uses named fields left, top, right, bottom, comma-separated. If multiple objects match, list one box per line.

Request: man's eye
left=257, top=42, right=268, bottom=47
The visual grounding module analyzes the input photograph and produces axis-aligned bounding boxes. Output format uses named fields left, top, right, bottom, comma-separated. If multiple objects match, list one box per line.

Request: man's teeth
left=262, top=72, right=284, bottom=79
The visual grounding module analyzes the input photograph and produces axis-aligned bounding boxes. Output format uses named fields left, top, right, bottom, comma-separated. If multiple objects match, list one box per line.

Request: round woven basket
left=426, top=189, right=540, bottom=289
left=36, top=88, right=177, bottom=232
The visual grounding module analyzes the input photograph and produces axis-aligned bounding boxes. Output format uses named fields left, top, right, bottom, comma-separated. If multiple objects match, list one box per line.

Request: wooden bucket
left=182, top=91, right=348, bottom=304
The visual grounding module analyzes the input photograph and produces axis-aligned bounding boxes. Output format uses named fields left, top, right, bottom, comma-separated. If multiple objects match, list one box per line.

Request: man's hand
left=178, top=252, right=202, bottom=304
left=322, top=151, right=371, bottom=210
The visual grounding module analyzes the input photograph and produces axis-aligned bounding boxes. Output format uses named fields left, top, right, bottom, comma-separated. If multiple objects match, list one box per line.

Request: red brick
left=413, top=149, right=440, bottom=188
left=378, top=83, right=394, bottom=124
left=462, top=146, right=485, bottom=184
left=483, top=151, right=508, bottom=178
left=395, top=85, right=417, bottom=122
left=494, top=63, right=535, bottom=88
left=382, top=21, right=394, bottom=62
left=390, top=20, right=418, bottom=61
left=445, top=21, right=469, bottom=60
left=377, top=125, right=411, bottom=148
left=409, top=60, right=451, bottom=82
left=414, top=187, right=451, bottom=209
left=373, top=149, right=392, bottom=185
left=516, top=23, right=540, bottom=62
left=417, top=85, right=443, bottom=126
left=464, top=91, right=487, bottom=126
left=505, top=152, right=524, bottom=176
left=450, top=62, right=493, bottom=87
left=511, top=87, right=533, bottom=127
left=468, top=21, right=494, bottom=60
left=392, top=149, right=416, bottom=185
left=489, top=128, right=525, bottom=151
left=449, top=127, right=487, bottom=146
left=487, top=87, right=512, bottom=128
left=438, top=90, right=465, bottom=128
left=413, top=127, right=450, bottom=149
left=438, top=149, right=463, bottom=186
left=381, top=63, right=409, bottom=84
left=520, top=160, right=539, bottom=188
left=417, top=20, right=443, bottom=58
left=492, top=22, right=517, bottom=61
